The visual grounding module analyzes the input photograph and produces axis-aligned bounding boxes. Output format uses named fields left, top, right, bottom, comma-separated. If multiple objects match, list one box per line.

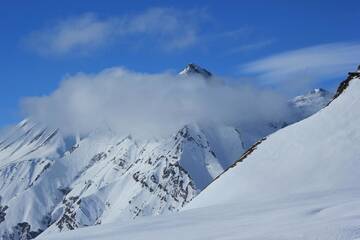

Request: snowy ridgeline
left=0, top=64, right=335, bottom=240
left=39, top=73, right=360, bottom=239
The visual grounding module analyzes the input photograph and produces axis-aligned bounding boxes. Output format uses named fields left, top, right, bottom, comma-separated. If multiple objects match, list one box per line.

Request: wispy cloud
left=228, top=39, right=275, bottom=54
left=212, top=26, right=252, bottom=40
left=25, top=8, right=205, bottom=56
left=25, top=13, right=115, bottom=56
left=241, top=42, right=360, bottom=91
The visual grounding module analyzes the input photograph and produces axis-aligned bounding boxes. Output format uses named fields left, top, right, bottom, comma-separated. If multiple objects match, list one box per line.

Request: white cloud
left=25, top=8, right=204, bottom=56
left=21, top=67, right=291, bottom=139
left=125, top=8, right=202, bottom=50
left=241, top=42, right=360, bottom=91
left=211, top=26, right=252, bottom=40
left=228, top=39, right=275, bottom=54
left=26, top=13, right=115, bottom=56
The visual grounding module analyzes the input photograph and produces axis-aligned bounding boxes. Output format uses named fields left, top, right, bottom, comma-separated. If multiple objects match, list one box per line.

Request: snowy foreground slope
left=0, top=64, right=332, bottom=240
left=39, top=189, right=360, bottom=240
left=41, top=70, right=360, bottom=240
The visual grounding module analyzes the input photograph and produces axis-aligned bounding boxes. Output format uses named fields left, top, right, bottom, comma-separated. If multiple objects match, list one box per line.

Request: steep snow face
left=0, top=119, right=63, bottom=168
left=188, top=76, right=360, bottom=209
left=179, top=63, right=212, bottom=78
left=290, top=88, right=333, bottom=118
left=0, top=122, right=244, bottom=239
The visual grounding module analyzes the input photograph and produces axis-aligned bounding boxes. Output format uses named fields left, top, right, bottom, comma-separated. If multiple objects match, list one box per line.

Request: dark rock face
left=332, top=65, right=360, bottom=101
left=56, top=196, right=81, bottom=231
left=0, top=203, right=8, bottom=224
left=2, top=222, right=42, bottom=240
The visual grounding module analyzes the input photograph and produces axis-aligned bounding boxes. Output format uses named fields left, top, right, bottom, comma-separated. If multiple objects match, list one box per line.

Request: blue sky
left=1, top=0, right=360, bottom=127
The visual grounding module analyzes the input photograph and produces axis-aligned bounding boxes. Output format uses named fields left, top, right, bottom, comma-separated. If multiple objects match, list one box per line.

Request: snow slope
left=38, top=188, right=360, bottom=240
left=0, top=119, right=63, bottom=168
left=189, top=75, right=360, bottom=209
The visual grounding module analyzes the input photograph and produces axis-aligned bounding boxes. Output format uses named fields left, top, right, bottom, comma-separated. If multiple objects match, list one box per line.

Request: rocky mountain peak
left=179, top=63, right=212, bottom=78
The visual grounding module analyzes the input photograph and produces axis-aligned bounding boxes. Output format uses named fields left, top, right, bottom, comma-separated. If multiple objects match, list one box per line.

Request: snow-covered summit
left=290, top=87, right=333, bottom=118
left=310, top=88, right=328, bottom=94
left=179, top=63, right=212, bottom=78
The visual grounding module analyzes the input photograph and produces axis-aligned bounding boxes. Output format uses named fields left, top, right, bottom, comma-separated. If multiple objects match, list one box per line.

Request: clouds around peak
left=21, top=67, right=291, bottom=139
left=241, top=42, right=360, bottom=92
left=24, top=8, right=206, bottom=56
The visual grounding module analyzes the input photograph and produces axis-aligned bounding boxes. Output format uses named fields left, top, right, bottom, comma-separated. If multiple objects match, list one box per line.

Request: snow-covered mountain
left=179, top=63, right=212, bottom=78
left=0, top=64, right=333, bottom=240
left=39, top=67, right=360, bottom=240
left=290, top=88, right=333, bottom=118
left=0, top=121, right=245, bottom=239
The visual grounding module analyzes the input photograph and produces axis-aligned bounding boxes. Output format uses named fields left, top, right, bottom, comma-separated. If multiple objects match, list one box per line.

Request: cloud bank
left=25, top=8, right=205, bottom=56
left=241, top=42, right=360, bottom=91
left=21, top=68, right=291, bottom=139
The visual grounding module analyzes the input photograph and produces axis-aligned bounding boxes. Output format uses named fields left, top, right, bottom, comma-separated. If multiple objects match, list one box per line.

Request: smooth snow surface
left=39, top=189, right=360, bottom=240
